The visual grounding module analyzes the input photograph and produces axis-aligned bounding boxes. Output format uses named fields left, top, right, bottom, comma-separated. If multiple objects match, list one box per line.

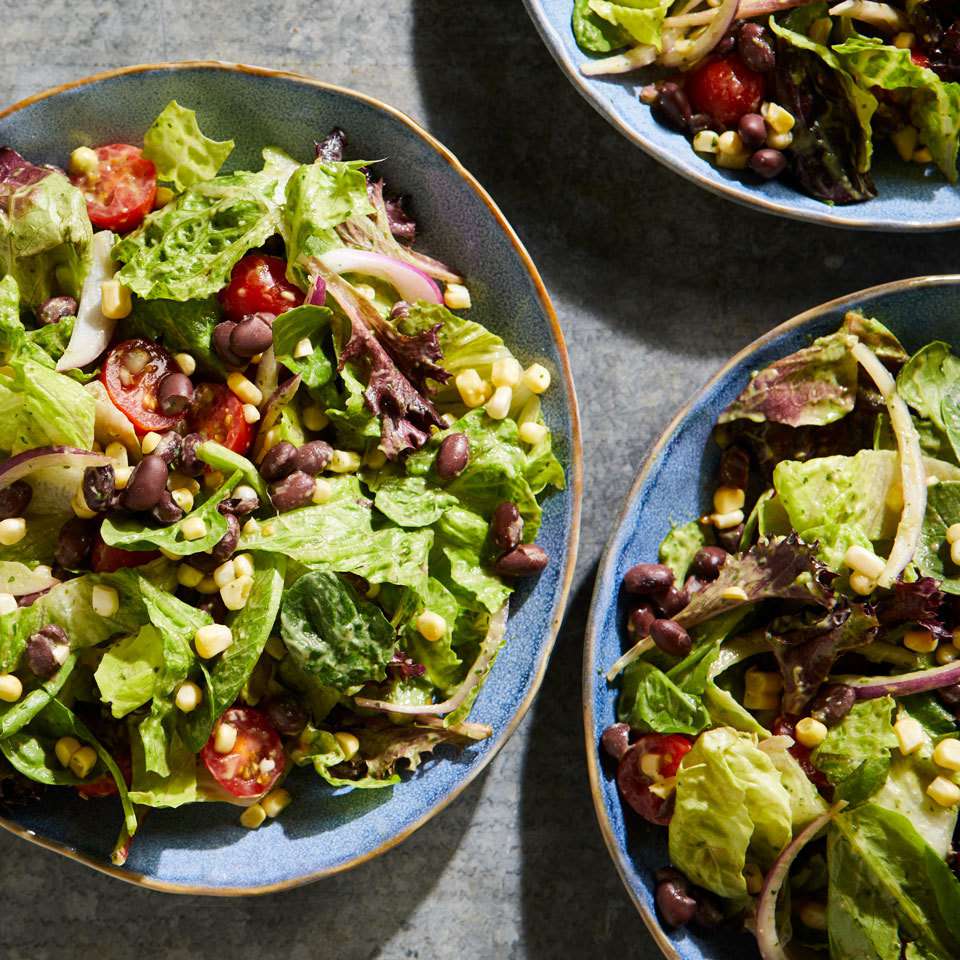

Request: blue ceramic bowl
left=525, top=0, right=960, bottom=231
left=584, top=276, right=960, bottom=959
left=0, top=62, right=582, bottom=894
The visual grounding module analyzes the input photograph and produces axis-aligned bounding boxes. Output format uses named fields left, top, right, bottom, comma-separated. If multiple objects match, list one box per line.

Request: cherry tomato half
left=911, top=50, right=931, bottom=69
left=188, top=382, right=253, bottom=455
left=201, top=707, right=286, bottom=798
left=102, top=339, right=185, bottom=435
left=69, top=144, right=157, bottom=234
left=219, top=254, right=303, bottom=322
left=616, top=733, right=692, bottom=825
left=90, top=539, right=160, bottom=573
left=686, top=55, right=766, bottom=129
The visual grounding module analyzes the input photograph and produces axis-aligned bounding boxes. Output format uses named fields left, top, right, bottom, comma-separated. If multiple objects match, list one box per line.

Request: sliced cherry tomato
left=101, top=339, right=184, bottom=435
left=911, top=50, right=931, bottom=69
left=188, top=382, right=254, bottom=455
left=616, top=733, right=693, bottom=825
left=219, top=253, right=303, bottom=321
left=201, top=707, right=285, bottom=798
left=773, top=716, right=831, bottom=795
left=69, top=144, right=157, bottom=234
left=78, top=753, right=131, bottom=799
left=90, top=539, right=159, bottom=573
left=686, top=55, right=766, bottom=128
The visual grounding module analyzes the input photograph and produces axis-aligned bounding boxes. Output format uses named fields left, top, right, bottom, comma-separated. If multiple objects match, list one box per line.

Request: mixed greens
left=0, top=101, right=564, bottom=859
left=572, top=0, right=960, bottom=203
left=602, top=313, right=960, bottom=958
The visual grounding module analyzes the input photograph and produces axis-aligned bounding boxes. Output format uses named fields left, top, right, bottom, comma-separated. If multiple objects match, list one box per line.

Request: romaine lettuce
left=587, top=0, right=671, bottom=49
left=572, top=0, right=629, bottom=53
left=142, top=100, right=234, bottom=191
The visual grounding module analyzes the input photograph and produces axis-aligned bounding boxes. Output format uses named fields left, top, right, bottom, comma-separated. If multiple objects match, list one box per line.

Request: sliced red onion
left=416, top=716, right=493, bottom=741
left=849, top=660, right=960, bottom=700
left=315, top=248, right=442, bottom=304
left=252, top=374, right=301, bottom=463
left=580, top=45, right=657, bottom=77
left=756, top=802, right=845, bottom=960
left=307, top=275, right=327, bottom=306
left=254, top=346, right=279, bottom=407
left=828, top=0, right=907, bottom=32
left=660, top=0, right=739, bottom=68
left=664, top=0, right=810, bottom=28
left=0, top=446, right=111, bottom=490
left=85, top=380, right=140, bottom=457
left=0, top=561, right=59, bottom=596
left=57, top=230, right=117, bottom=372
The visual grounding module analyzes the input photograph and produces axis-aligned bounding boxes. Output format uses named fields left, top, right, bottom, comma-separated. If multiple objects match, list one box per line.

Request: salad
left=602, top=313, right=960, bottom=958
left=0, top=101, right=564, bottom=861
left=572, top=0, right=960, bottom=203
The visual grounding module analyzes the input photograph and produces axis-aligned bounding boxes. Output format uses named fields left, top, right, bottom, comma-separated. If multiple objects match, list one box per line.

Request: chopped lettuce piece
left=373, top=475, right=457, bottom=528
left=398, top=577, right=463, bottom=692
left=758, top=736, right=828, bottom=829
left=572, top=0, right=629, bottom=52
left=658, top=520, right=706, bottom=582
left=587, top=0, right=671, bottom=49
left=916, top=481, right=960, bottom=594
left=94, top=624, right=166, bottom=719
left=142, top=100, right=234, bottom=191
left=618, top=660, right=711, bottom=735
left=271, top=304, right=334, bottom=391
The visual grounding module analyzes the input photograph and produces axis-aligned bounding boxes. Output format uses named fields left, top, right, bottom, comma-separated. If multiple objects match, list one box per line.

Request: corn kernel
left=265, top=635, right=287, bottom=659
left=762, top=102, right=795, bottom=134
left=311, top=478, right=334, bottom=505
left=154, top=185, right=176, bottom=207
left=100, top=280, right=132, bottom=320
left=904, top=629, right=938, bottom=654
left=692, top=130, right=720, bottom=153
left=177, top=564, right=204, bottom=589
left=743, top=862, right=764, bottom=896
left=744, top=689, right=781, bottom=711
left=364, top=447, right=387, bottom=469
left=226, top=372, right=263, bottom=406
left=212, top=560, right=237, bottom=589
left=195, top=624, right=233, bottom=659
left=335, top=731, right=360, bottom=761
left=91, top=584, right=119, bottom=618
left=890, top=124, right=918, bottom=162
left=140, top=431, right=162, bottom=455
left=522, top=363, right=551, bottom=395
left=171, top=472, right=202, bottom=494
left=68, top=745, right=98, bottom=779
left=947, top=523, right=960, bottom=546
left=767, top=130, right=794, bottom=150
left=713, top=486, right=745, bottom=514
left=849, top=572, right=875, bottom=596
left=951, top=540, right=960, bottom=568
left=69, top=145, right=99, bottom=177
left=181, top=516, right=207, bottom=541
left=261, top=788, right=291, bottom=818
left=174, top=352, right=197, bottom=376
left=933, top=737, right=960, bottom=771
left=717, top=131, right=744, bottom=156
left=262, top=522, right=276, bottom=536
left=491, top=357, right=523, bottom=388
left=844, top=545, right=885, bottom=580
left=329, top=450, right=362, bottom=474
left=105, top=441, right=128, bottom=468
left=417, top=610, right=447, bottom=642
left=303, top=405, right=329, bottom=432
left=649, top=776, right=676, bottom=799
left=720, top=585, right=749, bottom=601
left=55, top=736, right=81, bottom=767
left=640, top=752, right=662, bottom=779
left=795, top=717, right=828, bottom=749
left=914, top=146, right=933, bottom=164
left=221, top=574, right=254, bottom=611
left=455, top=368, right=491, bottom=408
left=0, top=517, right=26, bottom=547
left=443, top=283, right=472, bottom=310
left=927, top=775, right=960, bottom=808
left=711, top=509, right=744, bottom=531
left=0, top=674, right=22, bottom=703
left=745, top=668, right=783, bottom=695
left=938, top=644, right=959, bottom=665
left=215, top=722, right=238, bottom=754
left=169, top=487, right=194, bottom=513
left=894, top=716, right=925, bottom=755
left=159, top=547, right=181, bottom=562
left=174, top=680, right=203, bottom=713
left=519, top=421, right=548, bottom=445
left=233, top=553, right=254, bottom=579
left=0, top=593, right=16, bottom=615
left=242, top=403, right=261, bottom=424
left=293, top=337, right=313, bottom=359
left=242, top=518, right=261, bottom=537
left=893, top=31, right=915, bottom=49
left=484, top=385, right=513, bottom=421
left=195, top=576, right=219, bottom=595
left=240, top=803, right=267, bottom=829
left=716, top=149, right=750, bottom=170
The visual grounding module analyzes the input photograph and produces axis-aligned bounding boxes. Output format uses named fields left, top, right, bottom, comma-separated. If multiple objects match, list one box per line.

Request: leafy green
left=398, top=577, right=463, bottom=692
left=572, top=0, right=629, bottom=53
left=586, top=0, right=671, bottom=48
left=128, top=723, right=197, bottom=808
left=195, top=442, right=267, bottom=501
left=271, top=304, right=334, bottom=390
left=618, top=660, right=710, bottom=735
left=373, top=476, right=457, bottom=528
left=142, top=100, right=234, bottom=191
left=94, top=625, right=166, bottom=718
left=916, top=481, right=960, bottom=594
left=0, top=274, right=70, bottom=368
left=759, top=736, right=828, bottom=828
left=0, top=653, right=75, bottom=738
left=658, top=520, right=706, bottom=582
left=897, top=341, right=960, bottom=463
left=432, top=506, right=510, bottom=614
left=122, top=296, right=225, bottom=375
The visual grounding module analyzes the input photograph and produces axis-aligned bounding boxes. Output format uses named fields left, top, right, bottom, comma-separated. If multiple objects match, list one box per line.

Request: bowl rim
left=582, top=273, right=960, bottom=958
left=522, top=0, right=960, bottom=234
left=0, top=59, right=584, bottom=896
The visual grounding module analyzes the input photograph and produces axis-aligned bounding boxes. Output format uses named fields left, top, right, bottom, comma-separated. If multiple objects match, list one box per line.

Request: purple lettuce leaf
left=387, top=649, right=427, bottom=680
left=315, top=128, right=347, bottom=163
left=382, top=301, right=450, bottom=393
left=877, top=577, right=949, bottom=641
left=0, top=148, right=49, bottom=200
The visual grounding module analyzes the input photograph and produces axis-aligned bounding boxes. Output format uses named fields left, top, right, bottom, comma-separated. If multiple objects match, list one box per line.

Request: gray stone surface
left=0, top=1, right=957, bottom=957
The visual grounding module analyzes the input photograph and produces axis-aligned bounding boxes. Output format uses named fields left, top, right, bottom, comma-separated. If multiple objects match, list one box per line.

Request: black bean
left=738, top=112, right=767, bottom=149
left=437, top=433, right=469, bottom=479
left=269, top=470, right=315, bottom=512
left=292, top=440, right=333, bottom=476
left=808, top=683, right=856, bottom=727
left=715, top=20, right=742, bottom=56
left=218, top=494, right=260, bottom=517
left=651, top=619, right=692, bottom=658
left=37, top=295, right=77, bottom=325
left=195, top=595, right=228, bottom=623
left=230, top=313, right=274, bottom=358
left=260, top=441, right=297, bottom=482
left=151, top=431, right=182, bottom=465
left=716, top=524, right=744, bottom=553
left=652, top=82, right=692, bottom=132
left=157, top=373, right=194, bottom=416
left=54, top=517, right=95, bottom=569
left=656, top=584, right=690, bottom=617
left=627, top=603, right=656, bottom=638
left=601, top=722, right=631, bottom=761
left=749, top=148, right=787, bottom=180
left=213, top=321, right=245, bottom=368
left=179, top=433, right=204, bottom=476
left=151, top=490, right=184, bottom=525
left=739, top=22, right=776, bottom=72
left=25, top=625, right=69, bottom=679
left=623, top=562, right=674, bottom=596
left=17, top=589, right=50, bottom=608
left=718, top=446, right=750, bottom=490
left=692, top=890, right=725, bottom=929
left=494, top=544, right=549, bottom=577
left=656, top=879, right=698, bottom=928
left=692, top=546, right=728, bottom=581
left=264, top=696, right=308, bottom=737
left=491, top=502, right=523, bottom=553
left=210, top=512, right=240, bottom=561
left=939, top=684, right=960, bottom=709
left=81, top=465, right=115, bottom=513
left=123, top=455, right=169, bottom=512
left=688, top=113, right=714, bottom=136
left=0, top=480, right=32, bottom=519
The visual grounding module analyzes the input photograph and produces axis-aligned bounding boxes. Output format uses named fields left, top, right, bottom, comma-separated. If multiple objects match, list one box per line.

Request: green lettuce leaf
left=142, top=100, right=234, bottom=191
left=572, top=0, right=629, bottom=53
left=271, top=304, right=334, bottom=391
left=128, top=723, right=197, bottom=808
left=587, top=0, right=671, bottom=49
left=94, top=624, right=166, bottom=718
left=897, top=341, right=960, bottom=463
left=916, top=481, right=960, bottom=594
left=397, top=577, right=463, bottom=692
left=373, top=475, right=457, bottom=528
left=658, top=520, right=706, bottom=582
left=618, top=659, right=711, bottom=735
left=759, top=736, right=828, bottom=828
left=0, top=652, right=75, bottom=738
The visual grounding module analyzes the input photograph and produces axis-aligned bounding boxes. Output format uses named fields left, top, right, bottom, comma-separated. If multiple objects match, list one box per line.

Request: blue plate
left=0, top=62, right=583, bottom=894
left=584, top=276, right=960, bottom=959
left=524, top=0, right=960, bottom=232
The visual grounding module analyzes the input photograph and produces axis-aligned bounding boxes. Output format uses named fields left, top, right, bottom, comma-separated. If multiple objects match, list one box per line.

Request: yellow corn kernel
left=795, top=717, right=828, bottom=749
left=170, top=487, right=194, bottom=513
left=55, top=736, right=81, bottom=767
left=844, top=545, right=885, bottom=580
left=518, top=395, right=541, bottom=426
left=91, top=584, right=119, bottom=618
left=799, top=901, right=828, bottom=931
left=938, top=644, right=959, bottom=665
left=0, top=593, right=17, bottom=616
left=491, top=357, right=523, bottom=388
left=762, top=102, right=795, bottom=134
left=195, top=576, right=218, bottom=595
left=894, top=716, right=924, bottom=755
left=0, top=517, right=26, bottom=546
left=711, top=509, right=744, bottom=531
left=0, top=674, right=22, bottom=703
left=233, top=553, right=254, bottom=580
left=893, top=31, right=915, bottom=49
left=849, top=572, right=875, bottom=596
left=443, top=283, right=472, bottom=310
left=71, top=484, right=96, bottom=519
left=226, top=372, right=263, bottom=406
left=310, top=478, right=333, bottom=504
left=335, top=731, right=360, bottom=761
left=745, top=668, right=783, bottom=696
left=140, top=431, right=162, bottom=455
left=914, top=147, right=933, bottom=164
left=181, top=516, right=207, bottom=541
left=717, top=131, right=744, bottom=156
left=262, top=788, right=292, bottom=818
left=947, top=523, right=960, bottom=545
left=744, top=690, right=780, bottom=711
left=364, top=447, right=387, bottom=469
left=767, top=130, right=794, bottom=150
left=177, top=564, right=205, bottom=589
left=927, top=775, right=960, bottom=808
left=640, top=752, right=662, bottom=780
left=328, top=450, right=362, bottom=474
left=221, top=575, right=254, bottom=611
left=174, top=352, right=197, bottom=376
left=69, top=745, right=98, bottom=779
left=522, top=363, right=551, bottom=395
left=240, top=803, right=267, bottom=829
left=215, top=722, right=238, bottom=754
left=484, top=385, right=513, bottom=421
left=302, top=404, right=329, bottom=432
left=100, top=280, right=132, bottom=320
left=891, top=125, right=919, bottom=162
left=713, top=486, right=745, bottom=514
left=242, top=403, right=261, bottom=425
left=195, top=624, right=233, bottom=659
left=455, top=368, right=491, bottom=408
left=519, top=421, right=548, bottom=445
left=242, top=517, right=260, bottom=537
left=904, top=629, right=938, bottom=654
left=743, top=862, right=764, bottom=896
left=951, top=539, right=960, bottom=567
left=212, top=559, right=237, bottom=589
left=934, top=738, right=960, bottom=771
left=154, top=185, right=176, bottom=207
left=649, top=776, right=677, bottom=800
left=69, top=146, right=99, bottom=177
left=692, top=130, right=720, bottom=154
left=105, top=441, right=128, bottom=467
left=174, top=680, right=203, bottom=713
left=720, top=585, right=749, bottom=601
left=293, top=337, right=313, bottom=359
left=416, top=610, right=447, bottom=642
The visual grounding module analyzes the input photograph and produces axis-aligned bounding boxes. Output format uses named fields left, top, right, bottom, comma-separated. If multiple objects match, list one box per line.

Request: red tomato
left=69, top=144, right=157, bottom=234
left=773, top=716, right=831, bottom=794
left=77, top=753, right=131, bottom=799
left=686, top=55, right=766, bottom=128
left=911, top=50, right=931, bottom=69
left=219, top=254, right=303, bottom=321
left=616, top=733, right=692, bottom=825
left=90, top=539, right=159, bottom=573
left=201, top=707, right=286, bottom=798
left=102, top=339, right=185, bottom=435
left=188, top=383, right=253, bottom=455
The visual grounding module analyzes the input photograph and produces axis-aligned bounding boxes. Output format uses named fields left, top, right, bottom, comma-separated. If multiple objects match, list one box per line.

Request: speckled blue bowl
left=525, top=0, right=960, bottom=231
left=0, top=62, right=582, bottom=894
left=584, top=276, right=960, bottom=958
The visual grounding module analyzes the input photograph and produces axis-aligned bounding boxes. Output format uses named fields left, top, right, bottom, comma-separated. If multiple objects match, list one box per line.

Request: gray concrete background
left=0, top=2, right=956, bottom=958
